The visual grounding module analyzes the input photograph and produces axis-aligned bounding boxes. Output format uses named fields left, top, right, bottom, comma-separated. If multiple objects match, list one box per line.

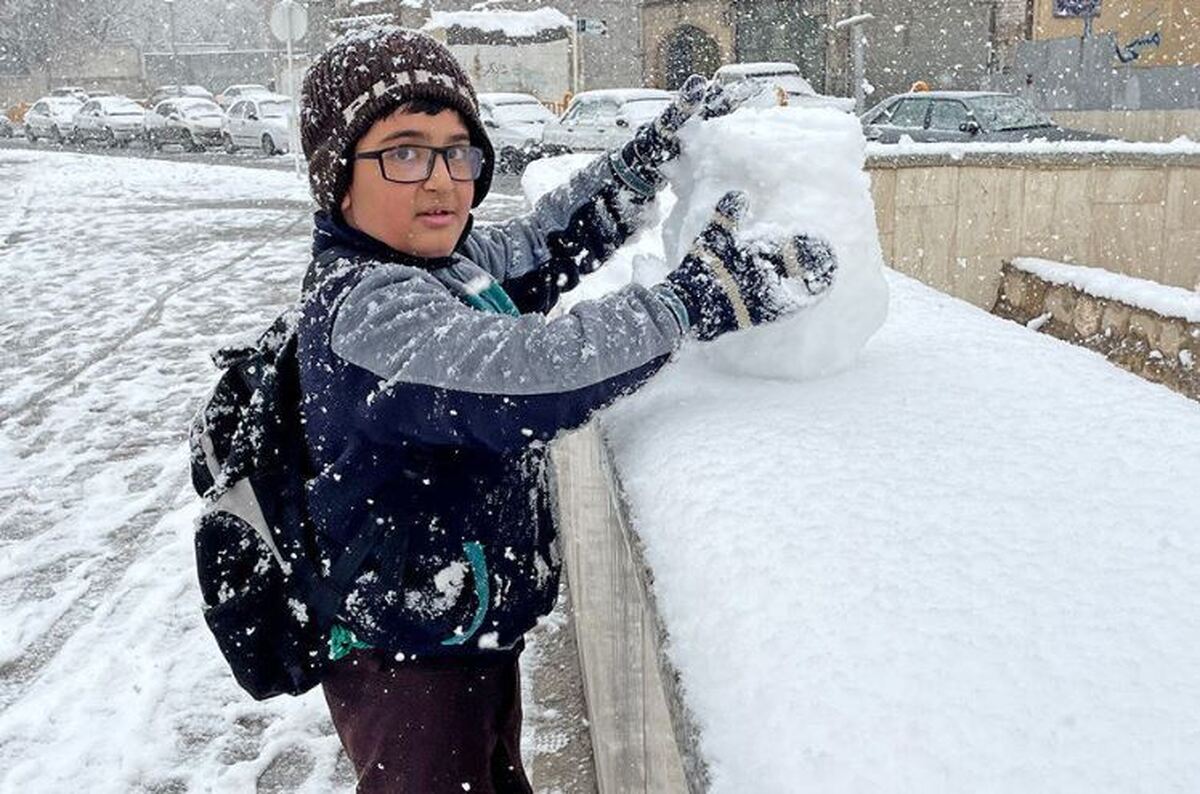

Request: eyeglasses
left=353, top=144, right=485, bottom=184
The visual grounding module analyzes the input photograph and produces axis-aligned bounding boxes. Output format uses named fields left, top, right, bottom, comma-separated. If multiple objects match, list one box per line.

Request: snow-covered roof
left=1013, top=257, right=1200, bottom=322
left=571, top=88, right=673, bottom=103
left=715, top=61, right=800, bottom=77
left=422, top=7, right=572, bottom=37
left=479, top=92, right=543, bottom=106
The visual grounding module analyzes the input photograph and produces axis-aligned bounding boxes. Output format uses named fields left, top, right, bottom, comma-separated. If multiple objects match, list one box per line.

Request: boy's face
left=341, top=108, right=475, bottom=258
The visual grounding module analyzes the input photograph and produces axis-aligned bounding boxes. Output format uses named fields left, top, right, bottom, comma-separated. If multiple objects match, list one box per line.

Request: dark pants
left=322, top=649, right=533, bottom=794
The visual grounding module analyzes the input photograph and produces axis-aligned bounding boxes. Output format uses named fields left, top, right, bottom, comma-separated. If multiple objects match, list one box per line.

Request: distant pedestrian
left=295, top=25, right=838, bottom=792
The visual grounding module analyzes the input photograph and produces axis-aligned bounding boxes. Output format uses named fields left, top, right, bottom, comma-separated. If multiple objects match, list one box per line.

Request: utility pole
left=834, top=4, right=874, bottom=113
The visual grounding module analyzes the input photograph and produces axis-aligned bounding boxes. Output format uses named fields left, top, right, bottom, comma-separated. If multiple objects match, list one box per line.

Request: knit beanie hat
left=301, top=26, right=494, bottom=213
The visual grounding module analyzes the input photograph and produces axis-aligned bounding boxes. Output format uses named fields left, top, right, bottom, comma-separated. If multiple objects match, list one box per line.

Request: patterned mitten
left=654, top=191, right=838, bottom=341
left=609, top=75, right=765, bottom=195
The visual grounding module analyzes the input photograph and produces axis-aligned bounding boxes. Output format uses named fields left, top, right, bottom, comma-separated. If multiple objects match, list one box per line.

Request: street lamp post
left=834, top=7, right=875, bottom=114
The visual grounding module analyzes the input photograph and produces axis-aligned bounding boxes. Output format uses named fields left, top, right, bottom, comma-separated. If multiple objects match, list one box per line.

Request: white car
left=223, top=94, right=293, bottom=155
left=713, top=62, right=856, bottom=113
left=70, top=96, right=147, bottom=146
left=24, top=96, right=84, bottom=143
left=145, top=98, right=226, bottom=151
left=216, top=84, right=272, bottom=109
left=479, top=92, right=557, bottom=170
left=541, top=89, right=673, bottom=154
left=50, top=86, right=89, bottom=102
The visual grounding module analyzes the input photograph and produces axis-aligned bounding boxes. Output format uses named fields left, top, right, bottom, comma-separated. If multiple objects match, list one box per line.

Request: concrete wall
left=867, top=149, right=1200, bottom=309
left=448, top=39, right=572, bottom=102
left=551, top=425, right=697, bottom=794
left=1051, top=109, right=1200, bottom=142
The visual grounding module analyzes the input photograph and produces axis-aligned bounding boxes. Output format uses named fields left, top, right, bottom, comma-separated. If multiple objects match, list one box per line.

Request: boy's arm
left=330, top=264, right=687, bottom=455
left=460, top=152, right=657, bottom=315
left=462, top=76, right=763, bottom=315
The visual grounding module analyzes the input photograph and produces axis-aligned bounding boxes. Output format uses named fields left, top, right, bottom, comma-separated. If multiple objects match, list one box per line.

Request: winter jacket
left=297, top=154, right=689, bottom=658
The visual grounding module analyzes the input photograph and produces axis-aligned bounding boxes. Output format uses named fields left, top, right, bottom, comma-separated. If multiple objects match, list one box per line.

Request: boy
left=298, top=26, right=836, bottom=793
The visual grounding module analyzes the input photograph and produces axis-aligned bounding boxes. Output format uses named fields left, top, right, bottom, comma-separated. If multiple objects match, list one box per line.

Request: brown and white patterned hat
left=301, top=26, right=494, bottom=213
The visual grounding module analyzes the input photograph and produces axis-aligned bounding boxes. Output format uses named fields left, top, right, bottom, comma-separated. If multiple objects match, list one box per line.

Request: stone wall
left=1051, top=109, right=1200, bottom=143
left=993, top=261, right=1199, bottom=401
left=551, top=425, right=695, bottom=794
left=867, top=148, right=1200, bottom=310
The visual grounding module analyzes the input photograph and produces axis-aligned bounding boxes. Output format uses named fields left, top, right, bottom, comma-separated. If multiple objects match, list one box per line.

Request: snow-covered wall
left=995, top=258, right=1200, bottom=401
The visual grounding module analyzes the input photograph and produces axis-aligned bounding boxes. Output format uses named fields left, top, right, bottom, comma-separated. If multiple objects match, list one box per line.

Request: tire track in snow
left=0, top=213, right=308, bottom=429
left=0, top=211, right=304, bottom=707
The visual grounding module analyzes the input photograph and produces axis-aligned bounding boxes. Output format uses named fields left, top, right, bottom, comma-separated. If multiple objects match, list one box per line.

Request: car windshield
left=968, top=95, right=1052, bottom=130
left=257, top=101, right=290, bottom=118
left=100, top=99, right=145, bottom=116
left=619, top=98, right=671, bottom=122
left=48, top=99, right=82, bottom=111
left=179, top=100, right=222, bottom=118
left=494, top=102, right=555, bottom=125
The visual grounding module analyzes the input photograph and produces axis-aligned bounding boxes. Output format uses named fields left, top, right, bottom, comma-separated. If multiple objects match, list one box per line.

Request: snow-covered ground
left=1012, top=256, right=1200, bottom=322
left=526, top=148, right=1200, bottom=792
left=0, top=149, right=556, bottom=792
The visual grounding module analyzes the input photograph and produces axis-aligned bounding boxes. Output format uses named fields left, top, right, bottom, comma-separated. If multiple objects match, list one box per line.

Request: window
left=157, top=102, right=174, bottom=118
left=887, top=98, right=930, bottom=129
left=929, top=101, right=970, bottom=131
left=32, top=102, right=46, bottom=114
left=227, top=101, right=245, bottom=119
left=591, top=99, right=620, bottom=123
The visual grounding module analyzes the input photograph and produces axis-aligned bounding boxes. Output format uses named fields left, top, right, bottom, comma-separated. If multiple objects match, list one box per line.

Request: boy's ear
left=340, top=191, right=352, bottom=214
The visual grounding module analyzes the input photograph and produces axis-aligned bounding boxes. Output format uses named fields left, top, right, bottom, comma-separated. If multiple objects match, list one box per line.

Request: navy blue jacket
left=297, top=154, right=690, bottom=657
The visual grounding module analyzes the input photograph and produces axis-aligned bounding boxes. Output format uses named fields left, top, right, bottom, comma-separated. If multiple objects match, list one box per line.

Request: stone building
left=641, top=0, right=1033, bottom=97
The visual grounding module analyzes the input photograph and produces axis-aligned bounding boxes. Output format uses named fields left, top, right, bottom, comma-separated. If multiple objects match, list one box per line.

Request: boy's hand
left=610, top=76, right=764, bottom=195
left=655, top=191, right=838, bottom=342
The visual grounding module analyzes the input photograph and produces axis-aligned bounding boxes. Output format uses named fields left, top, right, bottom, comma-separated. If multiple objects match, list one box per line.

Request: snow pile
left=603, top=270, right=1200, bottom=793
left=1013, top=256, right=1200, bottom=321
left=423, top=7, right=572, bottom=38
left=523, top=107, right=889, bottom=381
left=866, top=136, right=1200, bottom=158
left=663, top=107, right=888, bottom=379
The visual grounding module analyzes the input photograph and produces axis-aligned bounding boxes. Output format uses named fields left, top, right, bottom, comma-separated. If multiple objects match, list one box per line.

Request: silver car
left=713, top=62, right=855, bottom=112
left=223, top=94, right=293, bottom=155
left=145, top=98, right=226, bottom=151
left=70, top=96, right=147, bottom=146
left=479, top=93, right=557, bottom=171
left=24, top=96, right=84, bottom=143
left=861, top=91, right=1115, bottom=143
left=541, top=89, right=673, bottom=154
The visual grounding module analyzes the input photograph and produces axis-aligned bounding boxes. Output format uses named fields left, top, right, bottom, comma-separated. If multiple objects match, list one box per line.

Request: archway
left=661, top=25, right=721, bottom=89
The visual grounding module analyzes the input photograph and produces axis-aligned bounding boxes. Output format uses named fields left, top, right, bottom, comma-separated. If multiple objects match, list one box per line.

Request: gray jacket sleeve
left=329, top=263, right=684, bottom=453
left=460, top=154, right=657, bottom=312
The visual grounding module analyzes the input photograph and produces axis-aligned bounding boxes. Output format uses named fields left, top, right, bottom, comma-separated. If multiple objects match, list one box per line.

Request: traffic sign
left=576, top=18, right=607, bottom=36
left=270, top=1, right=308, bottom=43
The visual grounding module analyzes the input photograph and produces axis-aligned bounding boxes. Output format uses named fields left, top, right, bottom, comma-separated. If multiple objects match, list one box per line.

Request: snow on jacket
left=298, top=155, right=687, bottom=657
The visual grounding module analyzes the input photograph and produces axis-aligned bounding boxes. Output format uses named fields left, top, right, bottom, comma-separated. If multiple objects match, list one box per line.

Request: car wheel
left=26, top=128, right=37, bottom=143
left=261, top=134, right=278, bottom=155
left=187, top=132, right=205, bottom=153
left=223, top=133, right=237, bottom=154
left=50, top=125, right=62, bottom=144
left=103, top=127, right=117, bottom=147
left=149, top=131, right=163, bottom=151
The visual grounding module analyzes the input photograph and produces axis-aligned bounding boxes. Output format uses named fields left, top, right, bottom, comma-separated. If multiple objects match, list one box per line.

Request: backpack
left=188, top=280, right=398, bottom=700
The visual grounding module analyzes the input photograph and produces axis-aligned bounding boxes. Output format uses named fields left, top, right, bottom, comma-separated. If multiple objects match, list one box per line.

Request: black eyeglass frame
left=352, top=143, right=486, bottom=184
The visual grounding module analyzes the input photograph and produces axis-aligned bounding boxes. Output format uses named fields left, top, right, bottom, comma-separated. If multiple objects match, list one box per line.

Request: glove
left=610, top=75, right=765, bottom=196
left=654, top=191, right=838, bottom=342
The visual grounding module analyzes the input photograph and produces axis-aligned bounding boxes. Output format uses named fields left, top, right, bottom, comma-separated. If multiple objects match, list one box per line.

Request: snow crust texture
left=603, top=273, right=1200, bottom=793
left=1013, top=256, right=1200, bottom=322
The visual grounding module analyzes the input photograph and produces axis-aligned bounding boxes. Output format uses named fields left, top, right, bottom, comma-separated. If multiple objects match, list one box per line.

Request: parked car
left=49, top=86, right=89, bottom=102
left=145, top=85, right=215, bottom=109
left=861, top=91, right=1116, bottom=143
left=713, top=62, right=856, bottom=112
left=0, top=115, right=13, bottom=138
left=479, top=92, right=557, bottom=171
left=542, top=89, right=673, bottom=154
left=145, top=97, right=226, bottom=151
left=223, top=94, right=292, bottom=154
left=216, top=83, right=272, bottom=109
left=24, top=96, right=84, bottom=143
left=70, top=95, right=148, bottom=146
